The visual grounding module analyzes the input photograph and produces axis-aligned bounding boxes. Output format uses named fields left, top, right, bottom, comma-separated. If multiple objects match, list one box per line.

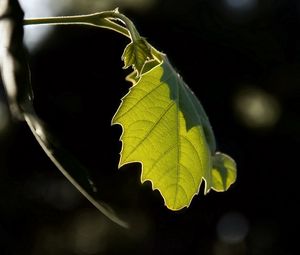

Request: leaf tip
left=211, top=152, right=237, bottom=192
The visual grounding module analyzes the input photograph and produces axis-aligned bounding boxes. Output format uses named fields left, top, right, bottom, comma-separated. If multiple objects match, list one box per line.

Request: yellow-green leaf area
left=211, top=153, right=237, bottom=191
left=112, top=58, right=236, bottom=210
left=121, top=38, right=153, bottom=76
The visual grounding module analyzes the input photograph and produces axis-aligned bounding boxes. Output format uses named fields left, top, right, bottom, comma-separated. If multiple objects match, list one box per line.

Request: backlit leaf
left=112, top=56, right=237, bottom=210
left=121, top=38, right=153, bottom=76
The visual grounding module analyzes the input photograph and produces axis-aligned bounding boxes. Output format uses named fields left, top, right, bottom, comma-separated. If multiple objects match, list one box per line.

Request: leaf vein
left=115, top=78, right=167, bottom=120
left=181, top=135, right=204, bottom=178
left=144, top=144, right=177, bottom=178
left=123, top=101, right=176, bottom=162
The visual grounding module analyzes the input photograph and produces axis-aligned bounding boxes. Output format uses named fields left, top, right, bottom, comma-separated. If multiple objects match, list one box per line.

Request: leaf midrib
left=174, top=65, right=180, bottom=208
left=114, top=72, right=174, bottom=121
left=122, top=100, right=176, bottom=163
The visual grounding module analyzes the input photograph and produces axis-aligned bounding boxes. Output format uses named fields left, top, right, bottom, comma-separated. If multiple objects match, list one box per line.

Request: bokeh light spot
left=68, top=210, right=109, bottom=254
left=224, top=0, right=257, bottom=11
left=217, top=211, right=249, bottom=244
left=234, top=86, right=281, bottom=129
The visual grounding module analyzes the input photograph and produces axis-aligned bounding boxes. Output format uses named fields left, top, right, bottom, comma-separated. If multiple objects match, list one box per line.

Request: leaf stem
left=23, top=10, right=143, bottom=42
left=109, top=9, right=142, bottom=42
left=24, top=10, right=164, bottom=63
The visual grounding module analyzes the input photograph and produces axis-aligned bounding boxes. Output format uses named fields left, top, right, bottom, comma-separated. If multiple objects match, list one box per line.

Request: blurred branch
left=0, top=0, right=128, bottom=228
left=0, top=0, right=32, bottom=120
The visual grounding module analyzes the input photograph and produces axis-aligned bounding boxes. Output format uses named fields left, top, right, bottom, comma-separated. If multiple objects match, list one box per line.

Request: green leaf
left=112, top=57, right=237, bottom=210
left=212, top=153, right=237, bottom=191
left=121, top=38, right=154, bottom=76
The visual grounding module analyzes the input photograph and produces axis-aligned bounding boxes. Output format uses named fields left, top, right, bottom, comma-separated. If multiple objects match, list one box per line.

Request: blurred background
left=0, top=0, right=299, bottom=254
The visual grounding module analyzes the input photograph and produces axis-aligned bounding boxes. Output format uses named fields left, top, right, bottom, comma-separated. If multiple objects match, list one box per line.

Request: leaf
left=121, top=38, right=154, bottom=76
left=112, top=57, right=237, bottom=210
left=212, top=153, right=237, bottom=191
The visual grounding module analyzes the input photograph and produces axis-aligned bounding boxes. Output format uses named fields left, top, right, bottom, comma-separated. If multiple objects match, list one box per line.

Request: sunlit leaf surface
left=113, top=57, right=236, bottom=210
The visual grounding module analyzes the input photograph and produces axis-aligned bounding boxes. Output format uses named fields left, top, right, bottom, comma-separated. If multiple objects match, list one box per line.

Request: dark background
left=0, top=0, right=299, bottom=254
